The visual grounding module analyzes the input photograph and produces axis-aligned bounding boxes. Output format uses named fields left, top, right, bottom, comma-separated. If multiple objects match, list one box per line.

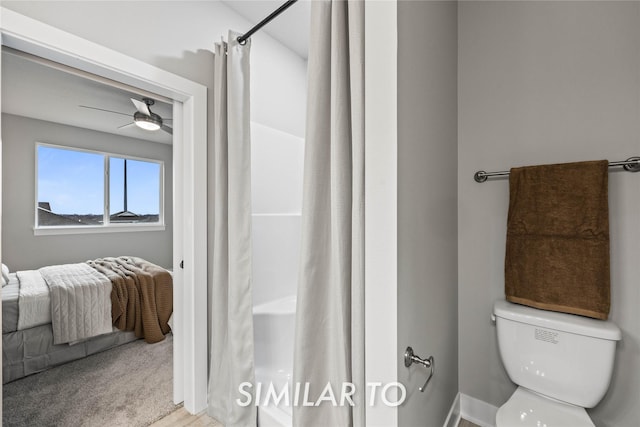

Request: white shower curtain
left=293, top=1, right=365, bottom=426
left=208, top=31, right=256, bottom=427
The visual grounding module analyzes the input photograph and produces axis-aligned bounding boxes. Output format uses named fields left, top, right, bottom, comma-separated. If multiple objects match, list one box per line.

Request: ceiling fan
left=80, top=97, right=173, bottom=135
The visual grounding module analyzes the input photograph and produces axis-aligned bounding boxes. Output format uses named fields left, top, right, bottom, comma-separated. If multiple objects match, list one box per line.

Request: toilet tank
left=493, top=300, right=621, bottom=408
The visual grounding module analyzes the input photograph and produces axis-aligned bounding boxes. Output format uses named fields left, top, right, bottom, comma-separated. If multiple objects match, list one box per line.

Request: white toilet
left=493, top=299, right=621, bottom=427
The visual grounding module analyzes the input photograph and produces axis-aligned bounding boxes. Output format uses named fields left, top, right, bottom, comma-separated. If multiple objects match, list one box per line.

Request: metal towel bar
left=474, top=156, right=640, bottom=183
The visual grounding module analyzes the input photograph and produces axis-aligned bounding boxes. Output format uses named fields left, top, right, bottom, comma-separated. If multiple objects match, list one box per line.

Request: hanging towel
left=505, top=160, right=610, bottom=320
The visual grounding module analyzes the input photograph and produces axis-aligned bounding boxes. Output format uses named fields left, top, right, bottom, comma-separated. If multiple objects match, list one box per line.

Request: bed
left=2, top=256, right=172, bottom=384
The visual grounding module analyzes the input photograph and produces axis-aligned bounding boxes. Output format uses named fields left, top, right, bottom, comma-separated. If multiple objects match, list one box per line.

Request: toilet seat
left=496, top=387, right=595, bottom=427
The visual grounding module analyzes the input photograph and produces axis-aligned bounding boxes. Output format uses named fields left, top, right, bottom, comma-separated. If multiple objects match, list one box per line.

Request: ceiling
left=223, top=0, right=310, bottom=59
left=0, top=2, right=308, bottom=144
left=1, top=48, right=173, bottom=145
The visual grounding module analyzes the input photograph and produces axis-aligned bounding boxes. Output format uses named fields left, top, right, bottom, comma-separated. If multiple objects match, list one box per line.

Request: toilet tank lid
left=493, top=300, right=622, bottom=341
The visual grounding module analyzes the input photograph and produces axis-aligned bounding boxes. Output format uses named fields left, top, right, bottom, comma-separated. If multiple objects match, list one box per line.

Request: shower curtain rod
left=474, top=156, right=640, bottom=182
left=237, top=0, right=299, bottom=45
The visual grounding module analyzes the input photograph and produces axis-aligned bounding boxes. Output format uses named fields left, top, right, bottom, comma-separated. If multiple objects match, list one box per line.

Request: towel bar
left=474, top=156, right=640, bottom=183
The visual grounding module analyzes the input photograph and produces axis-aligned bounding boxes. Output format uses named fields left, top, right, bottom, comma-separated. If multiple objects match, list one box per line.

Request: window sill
left=34, top=224, right=166, bottom=236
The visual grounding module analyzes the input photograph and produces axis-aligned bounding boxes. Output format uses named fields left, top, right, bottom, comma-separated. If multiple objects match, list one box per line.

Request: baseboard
left=459, top=393, right=498, bottom=427
left=442, top=392, right=461, bottom=427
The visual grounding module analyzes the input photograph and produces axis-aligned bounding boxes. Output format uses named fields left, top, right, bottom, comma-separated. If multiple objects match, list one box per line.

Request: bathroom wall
left=397, top=1, right=459, bottom=426
left=458, top=2, right=640, bottom=426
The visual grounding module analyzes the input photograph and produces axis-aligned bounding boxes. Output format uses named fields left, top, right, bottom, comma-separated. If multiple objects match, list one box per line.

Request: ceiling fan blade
left=79, top=105, right=131, bottom=117
left=161, top=124, right=173, bottom=135
left=118, top=122, right=136, bottom=130
left=131, top=98, right=151, bottom=116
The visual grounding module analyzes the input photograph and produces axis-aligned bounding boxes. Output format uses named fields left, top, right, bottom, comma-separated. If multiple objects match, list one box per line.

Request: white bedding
left=39, top=263, right=113, bottom=345
left=16, top=270, right=51, bottom=330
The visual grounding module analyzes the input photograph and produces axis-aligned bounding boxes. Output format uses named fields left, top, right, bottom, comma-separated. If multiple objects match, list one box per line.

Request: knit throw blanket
left=87, top=256, right=173, bottom=343
left=40, top=263, right=113, bottom=345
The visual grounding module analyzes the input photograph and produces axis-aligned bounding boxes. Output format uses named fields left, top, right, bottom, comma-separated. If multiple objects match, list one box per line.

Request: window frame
left=34, top=142, right=165, bottom=235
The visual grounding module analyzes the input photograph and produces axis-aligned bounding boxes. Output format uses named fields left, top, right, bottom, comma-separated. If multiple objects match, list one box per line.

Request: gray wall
left=458, top=2, right=640, bottom=426
left=2, top=113, right=173, bottom=270
left=398, top=1, right=458, bottom=425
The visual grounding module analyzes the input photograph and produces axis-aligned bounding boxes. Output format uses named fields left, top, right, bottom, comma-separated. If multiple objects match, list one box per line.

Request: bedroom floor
left=2, top=336, right=174, bottom=427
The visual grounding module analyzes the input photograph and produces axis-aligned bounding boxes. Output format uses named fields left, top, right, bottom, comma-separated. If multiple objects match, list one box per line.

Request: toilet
left=493, top=299, right=621, bottom=427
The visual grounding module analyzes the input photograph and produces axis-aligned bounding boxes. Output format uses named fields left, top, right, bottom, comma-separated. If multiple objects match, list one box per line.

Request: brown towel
left=505, top=160, right=610, bottom=319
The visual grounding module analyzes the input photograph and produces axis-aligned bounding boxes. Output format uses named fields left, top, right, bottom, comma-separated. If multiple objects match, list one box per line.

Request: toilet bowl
left=496, top=387, right=594, bottom=427
left=493, top=299, right=621, bottom=427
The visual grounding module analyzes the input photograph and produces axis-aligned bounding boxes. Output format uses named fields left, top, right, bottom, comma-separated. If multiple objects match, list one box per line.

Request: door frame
left=0, top=7, right=208, bottom=414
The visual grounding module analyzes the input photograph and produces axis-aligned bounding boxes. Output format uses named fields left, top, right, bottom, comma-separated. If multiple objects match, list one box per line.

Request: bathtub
left=253, top=295, right=296, bottom=427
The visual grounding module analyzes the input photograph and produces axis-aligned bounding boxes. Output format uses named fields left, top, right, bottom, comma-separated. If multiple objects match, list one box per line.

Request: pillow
left=2, top=263, right=10, bottom=287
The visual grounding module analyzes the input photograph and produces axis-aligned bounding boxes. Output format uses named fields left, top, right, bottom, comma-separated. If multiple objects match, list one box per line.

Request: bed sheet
left=2, top=273, right=20, bottom=333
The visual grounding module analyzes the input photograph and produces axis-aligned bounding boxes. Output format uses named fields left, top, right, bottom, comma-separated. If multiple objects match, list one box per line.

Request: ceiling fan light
left=133, top=113, right=162, bottom=131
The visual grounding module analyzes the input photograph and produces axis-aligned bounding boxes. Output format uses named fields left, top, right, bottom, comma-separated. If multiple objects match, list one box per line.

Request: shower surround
left=251, top=122, right=304, bottom=426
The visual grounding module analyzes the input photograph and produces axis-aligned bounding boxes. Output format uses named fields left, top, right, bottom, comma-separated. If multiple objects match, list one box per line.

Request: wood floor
left=458, top=418, right=482, bottom=427
left=150, top=407, right=222, bottom=427
left=151, top=408, right=481, bottom=427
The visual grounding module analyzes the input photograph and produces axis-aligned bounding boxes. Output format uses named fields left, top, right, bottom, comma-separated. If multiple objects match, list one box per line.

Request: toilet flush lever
left=404, top=346, right=435, bottom=392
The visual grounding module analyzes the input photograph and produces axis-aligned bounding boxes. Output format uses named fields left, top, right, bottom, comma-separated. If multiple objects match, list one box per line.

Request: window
left=109, top=157, right=161, bottom=223
left=36, top=144, right=163, bottom=232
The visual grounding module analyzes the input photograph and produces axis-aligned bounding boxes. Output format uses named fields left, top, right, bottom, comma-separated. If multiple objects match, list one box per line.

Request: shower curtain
left=208, top=32, right=256, bottom=427
left=293, top=1, right=365, bottom=426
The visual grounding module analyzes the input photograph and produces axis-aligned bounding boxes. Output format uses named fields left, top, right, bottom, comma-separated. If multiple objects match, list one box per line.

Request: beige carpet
left=3, top=333, right=177, bottom=427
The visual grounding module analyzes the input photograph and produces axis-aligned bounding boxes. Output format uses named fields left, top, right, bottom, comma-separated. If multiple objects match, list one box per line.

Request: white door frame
left=0, top=7, right=208, bottom=414
left=364, top=2, right=398, bottom=426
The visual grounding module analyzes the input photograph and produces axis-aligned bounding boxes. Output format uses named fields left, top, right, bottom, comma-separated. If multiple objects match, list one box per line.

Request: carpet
left=3, top=334, right=177, bottom=427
